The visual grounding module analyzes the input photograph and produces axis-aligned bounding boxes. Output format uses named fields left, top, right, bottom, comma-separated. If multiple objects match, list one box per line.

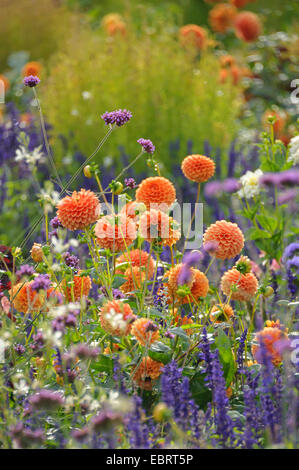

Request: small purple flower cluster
left=23, top=76, right=40, bottom=88
left=101, top=109, right=132, bottom=127
left=31, top=274, right=51, bottom=292
left=137, top=138, right=155, bottom=154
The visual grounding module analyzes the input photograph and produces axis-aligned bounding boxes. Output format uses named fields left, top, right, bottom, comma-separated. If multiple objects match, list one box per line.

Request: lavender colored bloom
left=31, top=274, right=51, bottom=291
left=101, top=109, right=132, bottom=127
left=237, top=329, right=248, bottom=371
left=91, top=410, right=123, bottom=432
left=124, top=177, right=137, bottom=189
left=63, top=252, right=80, bottom=269
left=282, top=242, right=299, bottom=262
left=16, top=264, right=35, bottom=278
left=50, top=216, right=63, bottom=229
left=203, top=240, right=219, bottom=255
left=48, top=229, right=58, bottom=239
left=277, top=189, right=297, bottom=205
left=259, top=173, right=281, bottom=187
left=127, top=396, right=150, bottom=449
left=183, top=250, right=203, bottom=267
left=177, top=264, right=193, bottom=286
left=204, top=181, right=223, bottom=198
left=23, top=75, right=40, bottom=88
left=198, top=328, right=217, bottom=391
left=73, top=343, right=100, bottom=360
left=222, top=178, right=241, bottom=193
left=137, top=138, right=155, bottom=154
left=278, top=169, right=299, bottom=187
left=112, top=288, right=125, bottom=299
left=14, top=344, right=26, bottom=355
left=29, top=389, right=64, bottom=410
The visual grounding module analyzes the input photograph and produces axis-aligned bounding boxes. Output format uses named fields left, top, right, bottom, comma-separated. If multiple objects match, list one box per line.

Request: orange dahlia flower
left=139, top=209, right=180, bottom=247
left=9, top=282, right=45, bottom=313
left=203, top=220, right=244, bottom=260
left=22, top=61, right=42, bottom=77
left=95, top=214, right=137, bottom=252
left=252, top=326, right=289, bottom=367
left=181, top=154, right=215, bottom=183
left=99, top=300, right=136, bottom=337
left=220, top=268, right=258, bottom=301
left=220, top=55, right=236, bottom=67
left=234, top=11, right=261, bottom=42
left=120, top=200, right=146, bottom=222
left=132, top=357, right=163, bottom=390
left=219, top=65, right=242, bottom=85
left=101, top=14, right=126, bottom=36
left=30, top=243, right=43, bottom=263
left=62, top=273, right=91, bottom=302
left=136, top=177, right=176, bottom=210
left=57, top=189, right=100, bottom=231
left=119, top=266, right=146, bottom=295
left=209, top=3, right=237, bottom=33
left=164, top=264, right=209, bottom=304
left=131, top=318, right=159, bottom=346
left=172, top=312, right=194, bottom=335
left=116, top=249, right=155, bottom=280
left=0, top=75, right=10, bottom=92
left=210, top=303, right=234, bottom=323
left=179, top=24, right=207, bottom=50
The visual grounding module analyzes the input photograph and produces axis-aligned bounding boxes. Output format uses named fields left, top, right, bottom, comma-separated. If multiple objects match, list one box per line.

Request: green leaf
left=190, top=372, right=212, bottom=409
left=215, top=330, right=236, bottom=387
left=256, top=214, right=277, bottom=233
left=112, top=276, right=126, bottom=289
left=149, top=342, right=172, bottom=364
left=92, top=354, right=114, bottom=373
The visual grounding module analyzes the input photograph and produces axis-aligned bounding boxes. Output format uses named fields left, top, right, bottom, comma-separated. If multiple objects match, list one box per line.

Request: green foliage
left=41, top=22, right=241, bottom=175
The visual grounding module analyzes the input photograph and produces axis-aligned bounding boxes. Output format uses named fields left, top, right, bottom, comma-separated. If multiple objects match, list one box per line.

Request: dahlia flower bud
left=30, top=243, right=43, bottom=263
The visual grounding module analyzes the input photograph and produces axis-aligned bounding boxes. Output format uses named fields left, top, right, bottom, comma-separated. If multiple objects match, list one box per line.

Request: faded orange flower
left=62, top=272, right=91, bottom=302
left=22, top=61, right=42, bottom=77
left=210, top=303, right=234, bottom=323
left=179, top=24, right=207, bottom=50
left=209, top=3, right=237, bottom=33
left=252, top=326, right=289, bottom=367
left=234, top=11, right=261, bottom=42
left=9, top=282, right=45, bottom=313
left=220, top=268, right=258, bottom=301
left=131, top=318, right=159, bottom=346
left=139, top=209, right=180, bottom=247
left=132, top=357, right=163, bottom=390
left=95, top=214, right=137, bottom=252
left=99, top=300, right=136, bottom=337
left=116, top=249, right=155, bottom=280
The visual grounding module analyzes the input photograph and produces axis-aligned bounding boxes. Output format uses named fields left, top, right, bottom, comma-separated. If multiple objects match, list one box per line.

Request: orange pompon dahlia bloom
left=0, top=75, right=10, bottom=92
left=203, top=220, right=244, bottom=260
left=209, top=3, right=237, bottom=33
left=95, top=214, right=137, bottom=252
left=210, top=303, right=234, bottom=323
left=220, top=268, right=258, bottom=301
left=181, top=154, right=215, bottom=183
left=30, top=243, right=43, bottom=263
left=120, top=200, right=146, bottom=222
left=234, top=11, right=261, bottom=42
left=139, top=209, right=180, bottom=247
left=252, top=326, right=289, bottom=367
left=9, top=282, right=45, bottom=313
left=172, top=311, right=194, bottom=335
left=99, top=300, right=136, bottom=337
left=132, top=357, right=163, bottom=390
left=164, top=264, right=209, bottom=304
left=116, top=249, right=155, bottom=280
left=136, top=177, right=176, bottom=210
left=22, top=61, right=42, bottom=77
left=62, top=272, right=91, bottom=302
left=101, top=13, right=126, bottom=36
left=179, top=24, right=207, bottom=50
left=57, top=189, right=100, bottom=231
left=119, top=266, right=146, bottom=295
left=131, top=318, right=159, bottom=346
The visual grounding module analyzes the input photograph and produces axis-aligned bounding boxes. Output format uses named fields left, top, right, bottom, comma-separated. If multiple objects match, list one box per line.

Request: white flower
left=105, top=308, right=126, bottom=333
left=15, top=145, right=45, bottom=166
left=288, top=135, right=299, bottom=166
left=82, top=91, right=92, bottom=100
left=13, top=379, right=29, bottom=396
left=237, top=169, right=263, bottom=199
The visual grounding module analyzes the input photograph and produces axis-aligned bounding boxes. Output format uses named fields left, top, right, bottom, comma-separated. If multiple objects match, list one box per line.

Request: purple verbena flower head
left=50, top=216, right=63, bottom=229
left=259, top=173, right=281, bottom=187
left=16, top=264, right=35, bottom=278
left=23, top=75, right=40, bottom=88
left=204, top=181, right=223, bottom=198
left=137, top=138, right=155, bottom=154
left=101, top=109, right=132, bottom=127
left=63, top=252, right=80, bottom=269
left=203, top=240, right=219, bottom=255
left=282, top=242, right=299, bottom=263
left=222, top=178, right=241, bottom=193
left=124, top=177, right=137, bottom=189
left=177, top=264, right=193, bottom=286
left=278, top=189, right=297, bottom=205
left=73, top=343, right=100, bottom=360
left=31, top=274, right=51, bottom=292
left=183, top=250, right=203, bottom=268
left=278, top=169, right=299, bottom=187
left=29, top=389, right=64, bottom=410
